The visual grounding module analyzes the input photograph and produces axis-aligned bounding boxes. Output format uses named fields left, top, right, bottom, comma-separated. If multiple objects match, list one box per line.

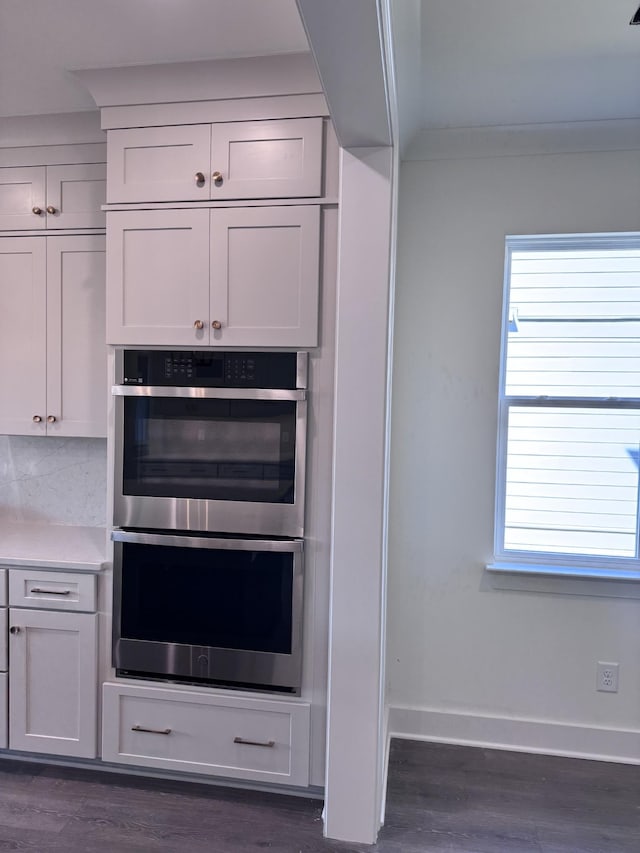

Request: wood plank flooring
left=0, top=739, right=637, bottom=851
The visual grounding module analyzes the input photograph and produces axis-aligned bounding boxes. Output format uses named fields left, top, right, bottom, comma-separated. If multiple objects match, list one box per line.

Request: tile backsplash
left=0, top=436, right=107, bottom=526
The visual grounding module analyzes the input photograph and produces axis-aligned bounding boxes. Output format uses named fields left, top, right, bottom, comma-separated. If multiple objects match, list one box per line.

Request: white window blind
left=496, top=234, right=640, bottom=568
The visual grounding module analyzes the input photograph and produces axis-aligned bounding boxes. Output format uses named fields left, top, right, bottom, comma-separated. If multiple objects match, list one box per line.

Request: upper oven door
left=113, top=386, right=307, bottom=537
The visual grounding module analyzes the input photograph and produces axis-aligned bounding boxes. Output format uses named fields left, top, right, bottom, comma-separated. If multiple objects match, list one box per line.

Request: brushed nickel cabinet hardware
left=32, top=206, right=43, bottom=215
left=211, top=320, right=222, bottom=330
left=131, top=725, right=172, bottom=735
left=29, top=588, right=71, bottom=596
left=233, top=736, right=275, bottom=748
left=47, top=415, right=56, bottom=423
left=193, top=320, right=204, bottom=330
left=32, top=415, right=42, bottom=423
left=212, top=171, right=223, bottom=184
left=194, top=172, right=205, bottom=185
left=46, top=205, right=57, bottom=215
left=9, top=626, right=21, bottom=634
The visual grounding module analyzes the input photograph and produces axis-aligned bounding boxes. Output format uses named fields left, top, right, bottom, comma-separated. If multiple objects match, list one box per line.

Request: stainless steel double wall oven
left=112, top=350, right=307, bottom=693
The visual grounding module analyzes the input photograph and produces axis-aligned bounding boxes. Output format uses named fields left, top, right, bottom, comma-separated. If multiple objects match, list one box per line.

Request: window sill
left=485, top=562, right=640, bottom=598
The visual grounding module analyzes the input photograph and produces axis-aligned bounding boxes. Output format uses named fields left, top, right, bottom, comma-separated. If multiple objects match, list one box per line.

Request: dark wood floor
left=0, top=739, right=637, bottom=852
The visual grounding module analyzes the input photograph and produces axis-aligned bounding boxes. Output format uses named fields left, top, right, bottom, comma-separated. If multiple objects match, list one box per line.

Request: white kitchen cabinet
left=0, top=235, right=106, bottom=436
left=0, top=164, right=106, bottom=230
left=107, top=118, right=322, bottom=203
left=8, top=607, right=98, bottom=758
left=0, top=571, right=5, bottom=750
left=102, top=682, right=310, bottom=787
left=107, top=205, right=320, bottom=347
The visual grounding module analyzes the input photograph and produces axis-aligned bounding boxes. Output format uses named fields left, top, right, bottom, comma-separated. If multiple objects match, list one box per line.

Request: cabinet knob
left=193, top=320, right=204, bottom=330
left=212, top=171, right=223, bottom=185
left=32, top=415, right=42, bottom=423
left=9, top=626, right=20, bottom=635
left=47, top=415, right=57, bottom=424
left=46, top=205, right=57, bottom=215
left=32, top=206, right=43, bottom=216
left=211, top=320, right=222, bottom=330
left=194, top=172, right=205, bottom=185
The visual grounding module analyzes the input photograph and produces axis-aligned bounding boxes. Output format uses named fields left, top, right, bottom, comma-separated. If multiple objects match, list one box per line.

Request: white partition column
left=324, top=146, right=394, bottom=844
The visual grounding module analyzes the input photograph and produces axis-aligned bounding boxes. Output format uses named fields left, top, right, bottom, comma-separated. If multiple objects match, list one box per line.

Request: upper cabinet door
left=106, top=209, right=210, bottom=346
left=107, top=125, right=213, bottom=203
left=0, top=238, right=47, bottom=434
left=210, top=118, right=323, bottom=200
left=106, top=119, right=323, bottom=203
left=209, top=205, right=320, bottom=347
left=0, top=167, right=46, bottom=230
left=46, top=236, right=107, bottom=438
left=45, top=164, right=106, bottom=230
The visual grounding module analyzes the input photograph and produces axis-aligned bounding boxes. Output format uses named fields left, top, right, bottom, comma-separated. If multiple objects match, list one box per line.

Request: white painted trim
left=103, top=198, right=338, bottom=212
left=389, top=706, right=640, bottom=765
left=0, top=143, right=106, bottom=169
left=100, top=95, right=329, bottom=130
left=73, top=54, right=322, bottom=109
left=0, top=112, right=105, bottom=148
left=296, top=0, right=392, bottom=148
left=404, top=119, right=640, bottom=162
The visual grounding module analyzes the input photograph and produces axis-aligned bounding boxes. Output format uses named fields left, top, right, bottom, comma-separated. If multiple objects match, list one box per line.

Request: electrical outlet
left=596, top=661, right=619, bottom=693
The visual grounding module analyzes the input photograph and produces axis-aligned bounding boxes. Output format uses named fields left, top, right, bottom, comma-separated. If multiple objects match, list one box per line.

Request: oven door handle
left=112, top=386, right=306, bottom=401
left=111, top=529, right=304, bottom=553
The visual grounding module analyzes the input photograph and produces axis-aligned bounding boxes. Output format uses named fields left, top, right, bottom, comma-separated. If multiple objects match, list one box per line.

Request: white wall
left=387, top=125, right=640, bottom=761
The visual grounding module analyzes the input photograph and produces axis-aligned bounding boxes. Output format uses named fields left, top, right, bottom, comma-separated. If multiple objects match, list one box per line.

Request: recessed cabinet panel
left=0, top=167, right=46, bottom=230
left=0, top=610, right=7, bottom=672
left=107, top=125, right=212, bottom=203
left=0, top=238, right=47, bottom=434
left=46, top=236, right=107, bottom=437
left=210, top=206, right=320, bottom=347
left=9, top=608, right=98, bottom=758
left=106, top=209, right=210, bottom=345
left=46, top=164, right=107, bottom=229
left=210, top=118, right=323, bottom=199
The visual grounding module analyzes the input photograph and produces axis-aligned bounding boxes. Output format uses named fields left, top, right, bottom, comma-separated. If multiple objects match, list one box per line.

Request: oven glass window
left=123, top=398, right=297, bottom=503
left=120, top=542, right=293, bottom=654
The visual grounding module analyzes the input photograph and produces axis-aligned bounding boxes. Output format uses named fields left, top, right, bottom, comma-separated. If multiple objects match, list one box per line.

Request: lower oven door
left=112, top=530, right=303, bottom=694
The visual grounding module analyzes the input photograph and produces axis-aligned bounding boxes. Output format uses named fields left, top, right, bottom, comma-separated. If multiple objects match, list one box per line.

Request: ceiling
left=418, top=0, right=640, bottom=128
left=0, top=0, right=639, bottom=130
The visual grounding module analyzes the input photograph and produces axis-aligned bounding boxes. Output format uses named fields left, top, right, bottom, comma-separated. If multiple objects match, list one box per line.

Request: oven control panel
left=121, top=350, right=301, bottom=389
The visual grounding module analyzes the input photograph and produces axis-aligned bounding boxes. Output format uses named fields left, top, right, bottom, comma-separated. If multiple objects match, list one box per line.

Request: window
left=495, top=233, right=640, bottom=574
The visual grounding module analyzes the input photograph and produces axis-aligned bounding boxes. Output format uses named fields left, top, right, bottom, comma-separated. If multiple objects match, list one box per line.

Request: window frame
left=493, top=232, right=640, bottom=577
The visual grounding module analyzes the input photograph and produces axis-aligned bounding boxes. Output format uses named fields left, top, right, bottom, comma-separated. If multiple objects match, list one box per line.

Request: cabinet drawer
left=0, top=569, right=7, bottom=607
left=9, top=569, right=97, bottom=612
left=102, top=683, right=310, bottom=787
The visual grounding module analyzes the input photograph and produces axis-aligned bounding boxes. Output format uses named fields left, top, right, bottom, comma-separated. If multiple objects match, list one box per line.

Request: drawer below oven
left=102, top=683, right=310, bottom=787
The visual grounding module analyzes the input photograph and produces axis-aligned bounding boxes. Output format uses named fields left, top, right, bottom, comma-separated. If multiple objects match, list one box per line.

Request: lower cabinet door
left=0, top=672, right=7, bottom=750
left=9, top=608, right=98, bottom=758
left=102, top=682, right=311, bottom=787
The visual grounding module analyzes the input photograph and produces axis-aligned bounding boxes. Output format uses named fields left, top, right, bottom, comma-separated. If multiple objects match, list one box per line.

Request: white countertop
left=0, top=522, right=107, bottom=571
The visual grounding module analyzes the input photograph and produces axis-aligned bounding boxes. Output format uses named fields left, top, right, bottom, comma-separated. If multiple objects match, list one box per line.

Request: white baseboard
left=388, top=705, right=640, bottom=765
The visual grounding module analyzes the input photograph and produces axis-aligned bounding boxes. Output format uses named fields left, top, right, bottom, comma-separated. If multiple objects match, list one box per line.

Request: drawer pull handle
left=131, top=725, right=172, bottom=735
left=233, top=736, right=275, bottom=748
left=9, top=626, right=21, bottom=635
left=30, top=588, right=71, bottom=596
